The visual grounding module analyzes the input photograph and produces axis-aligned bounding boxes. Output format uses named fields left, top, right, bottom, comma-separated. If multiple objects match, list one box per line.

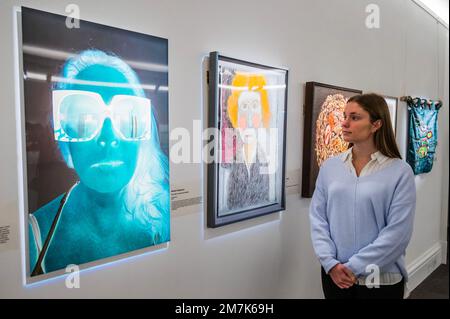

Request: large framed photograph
left=301, top=82, right=362, bottom=198
left=383, top=95, right=398, bottom=136
left=207, top=52, right=288, bottom=227
left=18, top=7, right=170, bottom=282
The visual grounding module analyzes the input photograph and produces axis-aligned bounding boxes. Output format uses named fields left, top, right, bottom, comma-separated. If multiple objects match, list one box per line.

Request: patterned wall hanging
left=404, top=96, right=442, bottom=175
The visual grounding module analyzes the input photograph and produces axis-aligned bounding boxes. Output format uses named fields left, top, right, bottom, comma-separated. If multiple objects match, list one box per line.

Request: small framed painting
left=302, top=82, right=362, bottom=198
left=207, top=52, right=288, bottom=227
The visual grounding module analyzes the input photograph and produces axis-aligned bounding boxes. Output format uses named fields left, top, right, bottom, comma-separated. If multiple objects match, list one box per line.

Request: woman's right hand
left=329, top=264, right=357, bottom=289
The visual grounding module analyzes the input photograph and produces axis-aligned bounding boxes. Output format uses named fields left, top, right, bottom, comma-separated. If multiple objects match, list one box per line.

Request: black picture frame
left=18, top=7, right=170, bottom=283
left=207, top=52, right=288, bottom=227
left=301, top=82, right=362, bottom=198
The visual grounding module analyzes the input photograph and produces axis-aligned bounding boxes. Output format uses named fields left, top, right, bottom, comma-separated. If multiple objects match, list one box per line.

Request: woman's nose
left=341, top=118, right=349, bottom=128
left=97, top=118, right=119, bottom=148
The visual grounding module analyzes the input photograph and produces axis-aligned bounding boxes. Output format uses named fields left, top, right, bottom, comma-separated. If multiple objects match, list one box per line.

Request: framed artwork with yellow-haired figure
left=207, top=52, right=288, bottom=227
left=301, top=82, right=362, bottom=198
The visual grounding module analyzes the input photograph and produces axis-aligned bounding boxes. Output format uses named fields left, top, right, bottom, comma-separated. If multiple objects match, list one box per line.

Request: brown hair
left=347, top=93, right=401, bottom=159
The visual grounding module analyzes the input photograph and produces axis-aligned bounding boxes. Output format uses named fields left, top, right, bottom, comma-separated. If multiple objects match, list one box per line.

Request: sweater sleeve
left=344, top=167, right=416, bottom=277
left=309, top=165, right=340, bottom=273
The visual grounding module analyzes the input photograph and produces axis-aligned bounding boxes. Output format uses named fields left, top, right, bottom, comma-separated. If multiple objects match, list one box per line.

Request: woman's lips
left=91, top=160, right=125, bottom=169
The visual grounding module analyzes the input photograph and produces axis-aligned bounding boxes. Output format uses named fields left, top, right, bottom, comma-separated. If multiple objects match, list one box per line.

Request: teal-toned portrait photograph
left=21, top=7, right=169, bottom=278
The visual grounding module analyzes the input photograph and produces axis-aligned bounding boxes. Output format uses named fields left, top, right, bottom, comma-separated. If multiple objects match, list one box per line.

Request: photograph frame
left=301, top=81, right=362, bottom=198
left=207, top=52, right=288, bottom=228
left=382, top=95, right=398, bottom=136
left=17, top=6, right=170, bottom=284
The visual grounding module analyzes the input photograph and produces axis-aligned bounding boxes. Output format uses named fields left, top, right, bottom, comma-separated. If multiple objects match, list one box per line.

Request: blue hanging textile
left=406, top=97, right=442, bottom=175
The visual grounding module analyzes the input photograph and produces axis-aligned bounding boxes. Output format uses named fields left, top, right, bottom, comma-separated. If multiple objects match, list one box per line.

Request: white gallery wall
left=0, top=0, right=448, bottom=298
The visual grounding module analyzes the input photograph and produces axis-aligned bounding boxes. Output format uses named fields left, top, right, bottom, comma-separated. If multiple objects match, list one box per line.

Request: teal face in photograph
left=58, top=66, right=146, bottom=193
left=28, top=50, right=170, bottom=276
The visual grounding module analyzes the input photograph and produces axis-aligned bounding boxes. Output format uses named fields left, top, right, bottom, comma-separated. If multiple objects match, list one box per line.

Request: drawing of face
left=237, top=91, right=262, bottom=144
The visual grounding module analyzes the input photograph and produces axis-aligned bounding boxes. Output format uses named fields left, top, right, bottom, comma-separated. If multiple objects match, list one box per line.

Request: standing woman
left=310, top=93, right=416, bottom=299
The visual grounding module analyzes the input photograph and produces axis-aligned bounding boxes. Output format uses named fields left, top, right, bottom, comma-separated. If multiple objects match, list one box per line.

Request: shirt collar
left=370, top=150, right=390, bottom=164
left=340, top=147, right=390, bottom=164
left=341, top=147, right=353, bottom=162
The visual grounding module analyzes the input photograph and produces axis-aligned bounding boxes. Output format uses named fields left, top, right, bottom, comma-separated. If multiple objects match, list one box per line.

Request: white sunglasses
left=52, top=90, right=151, bottom=142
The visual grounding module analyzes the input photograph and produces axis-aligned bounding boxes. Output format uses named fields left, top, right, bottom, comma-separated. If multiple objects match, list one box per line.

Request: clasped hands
left=329, top=263, right=357, bottom=289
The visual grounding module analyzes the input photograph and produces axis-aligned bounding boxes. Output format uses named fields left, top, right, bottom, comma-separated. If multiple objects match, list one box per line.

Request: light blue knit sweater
left=309, top=155, right=416, bottom=280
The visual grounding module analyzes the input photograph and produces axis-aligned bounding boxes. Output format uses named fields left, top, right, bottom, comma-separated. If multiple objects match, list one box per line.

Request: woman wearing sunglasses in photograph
left=28, top=50, right=170, bottom=276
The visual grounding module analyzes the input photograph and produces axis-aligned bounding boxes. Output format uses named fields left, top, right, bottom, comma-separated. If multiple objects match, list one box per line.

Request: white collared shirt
left=340, top=147, right=403, bottom=286
left=341, top=147, right=397, bottom=178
